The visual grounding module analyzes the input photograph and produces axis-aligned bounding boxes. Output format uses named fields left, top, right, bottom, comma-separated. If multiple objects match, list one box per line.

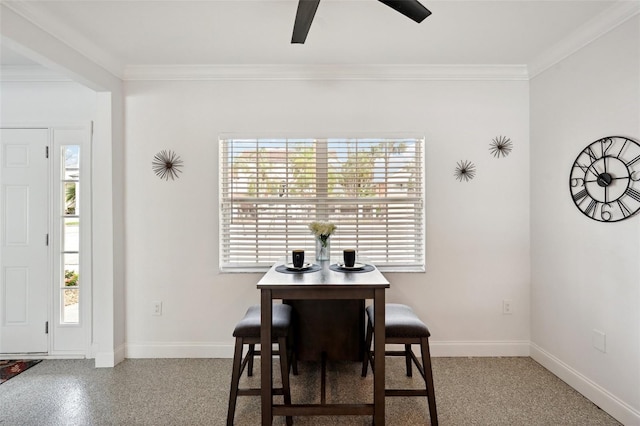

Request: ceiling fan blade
left=378, top=0, right=431, bottom=23
left=292, top=0, right=321, bottom=44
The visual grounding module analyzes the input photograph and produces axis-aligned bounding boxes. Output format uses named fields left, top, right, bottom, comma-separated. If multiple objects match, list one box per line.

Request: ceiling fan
left=291, top=0, right=432, bottom=44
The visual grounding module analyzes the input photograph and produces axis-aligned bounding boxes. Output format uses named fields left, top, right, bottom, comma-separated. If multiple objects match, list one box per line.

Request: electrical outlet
left=152, top=301, right=162, bottom=316
left=502, top=299, right=513, bottom=315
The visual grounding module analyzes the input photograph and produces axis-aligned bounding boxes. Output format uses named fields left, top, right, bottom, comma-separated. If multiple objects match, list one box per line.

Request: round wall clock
left=569, top=136, right=640, bottom=222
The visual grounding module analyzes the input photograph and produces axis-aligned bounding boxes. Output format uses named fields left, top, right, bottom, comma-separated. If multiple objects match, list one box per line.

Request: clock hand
left=588, top=175, right=632, bottom=182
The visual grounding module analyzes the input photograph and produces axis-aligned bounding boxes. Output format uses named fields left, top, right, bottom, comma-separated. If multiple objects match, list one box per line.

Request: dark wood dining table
left=257, top=258, right=390, bottom=425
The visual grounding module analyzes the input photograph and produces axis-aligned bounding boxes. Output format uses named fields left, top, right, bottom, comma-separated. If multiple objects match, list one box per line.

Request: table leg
left=373, top=288, right=385, bottom=425
left=261, top=290, right=273, bottom=425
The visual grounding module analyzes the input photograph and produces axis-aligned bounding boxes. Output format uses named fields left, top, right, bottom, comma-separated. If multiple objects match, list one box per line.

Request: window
left=61, top=145, right=80, bottom=323
left=220, top=138, right=425, bottom=271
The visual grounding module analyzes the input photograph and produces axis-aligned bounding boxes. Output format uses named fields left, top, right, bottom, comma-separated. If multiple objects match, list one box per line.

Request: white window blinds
left=219, top=138, right=425, bottom=271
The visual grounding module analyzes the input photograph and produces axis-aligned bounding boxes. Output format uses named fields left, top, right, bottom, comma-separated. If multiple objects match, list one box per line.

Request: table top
left=257, top=258, right=390, bottom=289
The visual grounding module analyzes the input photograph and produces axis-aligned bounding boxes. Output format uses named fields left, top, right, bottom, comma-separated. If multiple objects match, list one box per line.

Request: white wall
left=530, top=16, right=640, bottom=425
left=123, top=76, right=531, bottom=358
left=1, top=80, right=96, bottom=123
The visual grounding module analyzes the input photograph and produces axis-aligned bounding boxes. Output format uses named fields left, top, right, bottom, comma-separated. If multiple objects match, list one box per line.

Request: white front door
left=0, top=128, right=49, bottom=353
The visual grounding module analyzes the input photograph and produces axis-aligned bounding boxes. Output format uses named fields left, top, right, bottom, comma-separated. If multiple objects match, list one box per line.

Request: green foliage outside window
left=64, top=270, right=79, bottom=287
left=232, top=141, right=410, bottom=198
left=65, top=183, right=76, bottom=215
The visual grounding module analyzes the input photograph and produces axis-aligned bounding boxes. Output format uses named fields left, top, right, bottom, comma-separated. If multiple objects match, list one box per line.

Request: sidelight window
left=60, top=145, right=80, bottom=323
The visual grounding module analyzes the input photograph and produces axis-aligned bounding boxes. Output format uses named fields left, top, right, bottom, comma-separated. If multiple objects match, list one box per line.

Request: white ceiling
left=0, top=0, right=629, bottom=75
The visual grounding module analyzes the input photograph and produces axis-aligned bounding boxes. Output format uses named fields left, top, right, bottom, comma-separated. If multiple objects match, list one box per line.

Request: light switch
left=592, top=329, right=606, bottom=353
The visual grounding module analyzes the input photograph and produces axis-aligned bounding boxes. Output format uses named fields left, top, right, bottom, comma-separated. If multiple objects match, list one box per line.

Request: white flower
left=309, top=221, right=336, bottom=240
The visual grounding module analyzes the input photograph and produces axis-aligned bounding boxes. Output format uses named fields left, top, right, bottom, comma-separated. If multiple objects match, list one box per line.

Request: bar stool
left=227, top=304, right=296, bottom=426
left=361, top=303, right=438, bottom=426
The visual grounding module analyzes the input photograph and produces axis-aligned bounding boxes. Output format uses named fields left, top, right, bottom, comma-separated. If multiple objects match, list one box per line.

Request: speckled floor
left=0, top=357, right=621, bottom=425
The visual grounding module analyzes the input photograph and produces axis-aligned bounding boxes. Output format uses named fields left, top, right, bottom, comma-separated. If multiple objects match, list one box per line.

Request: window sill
left=219, top=265, right=425, bottom=274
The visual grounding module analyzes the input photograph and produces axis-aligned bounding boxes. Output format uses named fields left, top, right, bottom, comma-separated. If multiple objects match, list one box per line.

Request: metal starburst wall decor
left=152, top=150, right=184, bottom=181
left=454, top=160, right=476, bottom=182
left=489, top=135, right=513, bottom=158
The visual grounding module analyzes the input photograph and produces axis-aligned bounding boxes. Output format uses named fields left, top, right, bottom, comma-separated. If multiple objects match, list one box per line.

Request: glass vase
left=315, top=236, right=331, bottom=261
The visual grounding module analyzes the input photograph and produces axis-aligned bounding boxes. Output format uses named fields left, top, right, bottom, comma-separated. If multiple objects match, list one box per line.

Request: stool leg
left=287, top=328, right=298, bottom=376
left=290, top=350, right=298, bottom=376
left=420, top=337, right=438, bottom=426
left=247, top=343, right=255, bottom=376
left=227, top=337, right=245, bottom=426
left=405, top=344, right=413, bottom=377
left=278, top=336, right=294, bottom=426
left=361, top=318, right=373, bottom=377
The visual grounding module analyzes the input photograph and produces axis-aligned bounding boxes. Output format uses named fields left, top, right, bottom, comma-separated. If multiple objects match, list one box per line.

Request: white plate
left=337, top=262, right=366, bottom=270
left=285, top=263, right=312, bottom=271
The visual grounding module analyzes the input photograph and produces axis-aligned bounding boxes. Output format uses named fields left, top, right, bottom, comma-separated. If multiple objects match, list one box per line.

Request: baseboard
left=94, top=351, right=115, bottom=367
left=429, top=340, right=531, bottom=357
left=94, top=343, right=126, bottom=368
left=530, top=343, right=640, bottom=426
left=114, top=343, right=126, bottom=365
left=125, top=340, right=530, bottom=359
left=126, top=342, right=234, bottom=359
left=0, top=353, right=82, bottom=360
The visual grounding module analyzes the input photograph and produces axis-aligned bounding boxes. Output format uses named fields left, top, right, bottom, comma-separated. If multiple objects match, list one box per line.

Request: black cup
left=292, top=250, right=305, bottom=268
left=343, top=249, right=356, bottom=268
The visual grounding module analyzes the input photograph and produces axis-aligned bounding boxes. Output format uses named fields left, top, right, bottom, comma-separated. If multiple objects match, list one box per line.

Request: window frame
left=59, top=145, right=81, bottom=324
left=219, top=136, right=426, bottom=273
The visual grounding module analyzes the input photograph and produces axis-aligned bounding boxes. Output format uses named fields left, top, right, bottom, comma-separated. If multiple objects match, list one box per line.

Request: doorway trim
left=0, top=123, right=93, bottom=359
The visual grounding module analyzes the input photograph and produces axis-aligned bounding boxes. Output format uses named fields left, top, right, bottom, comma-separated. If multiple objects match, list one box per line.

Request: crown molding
left=529, top=1, right=640, bottom=78
left=6, top=1, right=636, bottom=84
left=0, top=65, right=73, bottom=82
left=123, top=64, right=529, bottom=81
left=2, top=1, right=124, bottom=79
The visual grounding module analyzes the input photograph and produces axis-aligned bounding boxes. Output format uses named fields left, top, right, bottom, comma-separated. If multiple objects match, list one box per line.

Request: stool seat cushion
left=233, top=304, right=292, bottom=338
left=366, top=303, right=430, bottom=338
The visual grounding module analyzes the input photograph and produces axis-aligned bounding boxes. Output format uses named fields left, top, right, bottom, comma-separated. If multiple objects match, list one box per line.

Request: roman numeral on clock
left=584, top=199, right=599, bottom=218
left=625, top=187, right=640, bottom=203
left=573, top=189, right=589, bottom=204
left=617, top=199, right=633, bottom=217
left=584, top=146, right=599, bottom=163
left=626, top=154, right=640, bottom=167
